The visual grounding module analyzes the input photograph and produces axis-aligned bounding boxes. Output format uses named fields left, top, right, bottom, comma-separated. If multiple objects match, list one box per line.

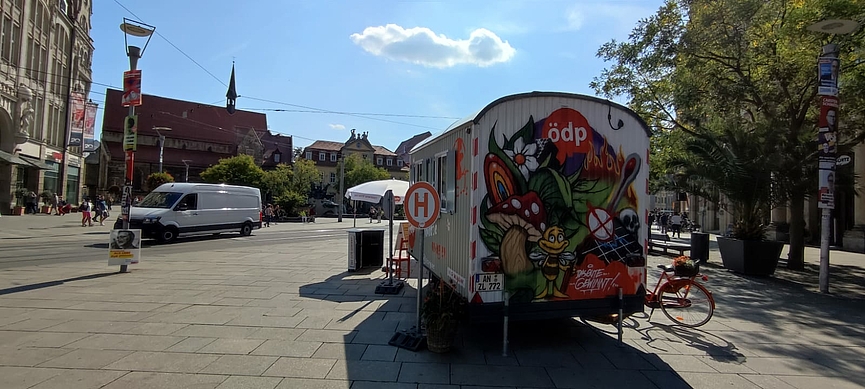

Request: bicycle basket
left=673, top=262, right=699, bottom=277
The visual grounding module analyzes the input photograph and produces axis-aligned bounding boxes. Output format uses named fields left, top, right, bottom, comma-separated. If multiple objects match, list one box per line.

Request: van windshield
left=138, top=192, right=184, bottom=209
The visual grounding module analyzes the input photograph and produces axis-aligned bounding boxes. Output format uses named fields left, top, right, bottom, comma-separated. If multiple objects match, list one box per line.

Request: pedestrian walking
left=27, top=191, right=38, bottom=214
left=80, top=198, right=93, bottom=227
left=94, top=195, right=108, bottom=226
left=52, top=193, right=60, bottom=215
left=369, top=206, right=376, bottom=223
left=660, top=213, right=669, bottom=235
left=264, top=204, right=273, bottom=227
left=670, top=212, right=683, bottom=238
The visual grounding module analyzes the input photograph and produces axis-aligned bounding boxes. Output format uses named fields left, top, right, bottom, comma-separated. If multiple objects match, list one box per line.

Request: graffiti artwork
left=478, top=107, right=645, bottom=303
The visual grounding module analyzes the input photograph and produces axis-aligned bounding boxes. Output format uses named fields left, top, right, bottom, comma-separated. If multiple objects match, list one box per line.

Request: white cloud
left=329, top=124, right=346, bottom=130
left=566, top=8, right=586, bottom=30
left=350, top=24, right=516, bottom=68
left=563, top=3, right=654, bottom=33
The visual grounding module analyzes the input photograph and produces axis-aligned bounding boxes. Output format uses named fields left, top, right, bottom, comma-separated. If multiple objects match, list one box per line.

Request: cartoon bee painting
left=530, top=226, right=576, bottom=299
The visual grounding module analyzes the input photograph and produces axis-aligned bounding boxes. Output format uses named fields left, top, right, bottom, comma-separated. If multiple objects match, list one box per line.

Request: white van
left=118, top=183, right=262, bottom=243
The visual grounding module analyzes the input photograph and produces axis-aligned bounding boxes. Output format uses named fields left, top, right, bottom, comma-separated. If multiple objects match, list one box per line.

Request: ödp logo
left=543, top=108, right=593, bottom=163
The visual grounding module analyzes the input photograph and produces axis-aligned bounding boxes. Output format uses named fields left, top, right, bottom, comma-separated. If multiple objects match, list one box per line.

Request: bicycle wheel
left=659, top=280, right=714, bottom=327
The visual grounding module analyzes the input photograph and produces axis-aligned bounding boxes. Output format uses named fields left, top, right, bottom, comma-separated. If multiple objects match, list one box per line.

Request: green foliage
left=39, top=190, right=53, bottom=203
left=260, top=160, right=321, bottom=215
left=344, top=154, right=391, bottom=189
left=145, top=172, right=175, bottom=192
left=593, top=0, right=865, bottom=259
left=274, top=191, right=306, bottom=217
left=200, top=155, right=265, bottom=187
left=13, top=188, right=29, bottom=206
left=421, top=281, right=466, bottom=331
left=290, top=159, right=320, bottom=195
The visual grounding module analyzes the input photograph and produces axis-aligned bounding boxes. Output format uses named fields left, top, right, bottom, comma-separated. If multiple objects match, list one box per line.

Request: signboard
left=122, top=70, right=142, bottom=107
left=474, top=273, right=503, bottom=292
left=818, top=169, right=835, bottom=210
left=837, top=155, right=851, bottom=166
left=69, top=92, right=86, bottom=147
left=347, top=230, right=357, bottom=271
left=108, top=229, right=141, bottom=266
left=123, top=115, right=138, bottom=151
left=82, top=102, right=98, bottom=151
left=382, top=190, right=395, bottom=220
left=404, top=182, right=440, bottom=229
left=120, top=184, right=133, bottom=220
left=818, top=57, right=839, bottom=97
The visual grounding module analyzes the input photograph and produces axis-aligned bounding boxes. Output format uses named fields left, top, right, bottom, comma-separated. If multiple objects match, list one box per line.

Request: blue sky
left=92, top=0, right=664, bottom=151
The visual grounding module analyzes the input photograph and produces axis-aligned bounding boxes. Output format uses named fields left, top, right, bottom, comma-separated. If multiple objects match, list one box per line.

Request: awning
left=18, top=155, right=52, bottom=170
left=0, top=149, right=30, bottom=166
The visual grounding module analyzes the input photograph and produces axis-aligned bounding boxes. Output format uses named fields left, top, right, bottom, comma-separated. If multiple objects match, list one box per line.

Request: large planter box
left=717, top=237, right=784, bottom=276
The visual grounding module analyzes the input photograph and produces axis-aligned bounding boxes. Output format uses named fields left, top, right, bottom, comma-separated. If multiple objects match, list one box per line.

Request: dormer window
left=273, top=152, right=281, bottom=163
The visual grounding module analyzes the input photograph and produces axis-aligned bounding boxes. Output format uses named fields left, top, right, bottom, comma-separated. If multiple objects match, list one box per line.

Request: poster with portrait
left=69, top=92, right=86, bottom=147
left=818, top=57, right=840, bottom=97
left=108, top=229, right=141, bottom=266
left=818, top=96, right=839, bottom=133
left=818, top=169, right=835, bottom=210
left=818, top=131, right=837, bottom=157
left=122, top=70, right=142, bottom=107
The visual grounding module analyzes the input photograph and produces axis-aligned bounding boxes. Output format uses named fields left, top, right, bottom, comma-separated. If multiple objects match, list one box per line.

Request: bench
left=648, top=233, right=691, bottom=256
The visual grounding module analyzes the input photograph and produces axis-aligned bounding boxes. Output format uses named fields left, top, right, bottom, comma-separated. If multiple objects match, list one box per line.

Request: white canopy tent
left=345, top=179, right=409, bottom=205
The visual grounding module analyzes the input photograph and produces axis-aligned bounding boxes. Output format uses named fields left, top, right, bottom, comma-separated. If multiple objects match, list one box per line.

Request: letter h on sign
left=414, top=191, right=429, bottom=218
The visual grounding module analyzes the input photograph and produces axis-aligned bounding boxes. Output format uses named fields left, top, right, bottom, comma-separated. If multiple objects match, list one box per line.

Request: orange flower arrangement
left=673, top=255, right=691, bottom=266
left=672, top=255, right=697, bottom=276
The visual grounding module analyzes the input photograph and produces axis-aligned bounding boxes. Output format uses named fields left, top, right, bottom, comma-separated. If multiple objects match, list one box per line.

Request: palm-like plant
left=670, top=121, right=777, bottom=241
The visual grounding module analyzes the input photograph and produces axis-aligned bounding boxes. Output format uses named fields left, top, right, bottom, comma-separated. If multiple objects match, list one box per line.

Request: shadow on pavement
left=0, top=272, right=118, bottom=296
left=300, top=268, right=685, bottom=388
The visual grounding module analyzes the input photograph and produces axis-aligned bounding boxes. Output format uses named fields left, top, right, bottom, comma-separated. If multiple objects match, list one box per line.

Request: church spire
left=226, top=62, right=237, bottom=114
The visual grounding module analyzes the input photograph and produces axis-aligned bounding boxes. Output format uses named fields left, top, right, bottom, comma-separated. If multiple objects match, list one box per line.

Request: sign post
left=375, top=190, right=403, bottom=295
left=817, top=45, right=840, bottom=293
left=388, top=181, right=440, bottom=350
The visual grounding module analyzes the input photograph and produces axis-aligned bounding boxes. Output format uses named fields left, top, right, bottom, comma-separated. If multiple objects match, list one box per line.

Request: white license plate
left=474, top=273, right=503, bottom=292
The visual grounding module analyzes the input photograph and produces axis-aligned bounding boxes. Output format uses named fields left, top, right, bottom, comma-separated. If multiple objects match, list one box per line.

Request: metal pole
left=415, top=231, right=425, bottom=332
left=338, top=155, right=344, bottom=222
left=157, top=134, right=164, bottom=173
left=617, top=287, right=624, bottom=344
left=502, top=290, right=509, bottom=357
left=185, top=163, right=189, bottom=182
left=387, top=190, right=394, bottom=284
left=820, top=209, right=831, bottom=293
left=120, top=47, right=142, bottom=274
left=58, top=7, right=80, bottom=200
left=817, top=43, right=840, bottom=294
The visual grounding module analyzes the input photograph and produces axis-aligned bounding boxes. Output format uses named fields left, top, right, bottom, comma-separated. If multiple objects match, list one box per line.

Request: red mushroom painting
left=477, top=108, right=645, bottom=303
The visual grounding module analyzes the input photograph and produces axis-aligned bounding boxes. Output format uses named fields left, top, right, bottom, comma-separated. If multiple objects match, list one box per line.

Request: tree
left=593, top=0, right=865, bottom=270
left=200, top=155, right=265, bottom=187
left=290, top=159, right=320, bottom=195
left=343, top=154, right=391, bottom=189
left=258, top=160, right=322, bottom=216
left=146, top=172, right=175, bottom=192
left=293, top=147, right=305, bottom=161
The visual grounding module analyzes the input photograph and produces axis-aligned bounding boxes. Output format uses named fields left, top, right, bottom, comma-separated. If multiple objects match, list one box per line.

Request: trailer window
left=436, top=153, right=448, bottom=211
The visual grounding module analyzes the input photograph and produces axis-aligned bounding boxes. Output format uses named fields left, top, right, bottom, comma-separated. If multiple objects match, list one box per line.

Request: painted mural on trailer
left=477, top=107, right=645, bottom=303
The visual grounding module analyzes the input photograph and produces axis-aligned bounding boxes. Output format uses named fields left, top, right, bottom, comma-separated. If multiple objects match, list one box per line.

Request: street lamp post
left=152, top=126, right=171, bottom=173
left=807, top=19, right=860, bottom=294
left=338, top=152, right=345, bottom=222
left=182, top=160, right=192, bottom=182
left=119, top=19, right=155, bottom=273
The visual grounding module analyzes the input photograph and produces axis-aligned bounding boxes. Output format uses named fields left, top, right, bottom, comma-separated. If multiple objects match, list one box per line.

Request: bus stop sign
left=405, top=182, right=440, bottom=229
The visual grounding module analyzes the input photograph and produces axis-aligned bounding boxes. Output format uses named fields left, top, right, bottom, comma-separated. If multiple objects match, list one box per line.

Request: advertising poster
left=818, top=169, right=835, bottom=209
left=69, top=92, right=86, bottom=147
left=122, top=70, right=142, bottom=107
left=123, top=115, right=138, bottom=151
left=108, top=229, right=141, bottom=265
left=818, top=57, right=839, bottom=97
left=818, top=131, right=837, bottom=157
left=818, top=96, right=839, bottom=133
left=82, top=102, right=98, bottom=152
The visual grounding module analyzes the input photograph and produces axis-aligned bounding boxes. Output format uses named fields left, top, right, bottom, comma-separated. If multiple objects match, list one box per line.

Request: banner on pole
left=817, top=57, right=839, bottom=97
left=82, top=102, right=98, bottom=152
left=69, top=92, right=85, bottom=147
left=122, top=70, right=142, bottom=107
left=108, top=229, right=141, bottom=266
left=123, top=115, right=138, bottom=151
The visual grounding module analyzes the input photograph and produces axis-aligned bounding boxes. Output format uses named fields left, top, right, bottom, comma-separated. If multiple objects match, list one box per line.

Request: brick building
left=93, top=89, right=291, bottom=196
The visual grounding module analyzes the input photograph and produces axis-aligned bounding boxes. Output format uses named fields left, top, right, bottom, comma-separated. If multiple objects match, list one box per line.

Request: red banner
left=122, top=70, right=142, bottom=107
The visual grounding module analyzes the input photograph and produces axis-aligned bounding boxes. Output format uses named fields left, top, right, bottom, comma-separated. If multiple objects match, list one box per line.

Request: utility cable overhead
left=239, top=107, right=461, bottom=120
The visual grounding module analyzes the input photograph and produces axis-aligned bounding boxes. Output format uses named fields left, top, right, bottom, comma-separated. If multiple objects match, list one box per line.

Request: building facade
left=94, top=89, right=291, bottom=197
left=0, top=0, right=93, bottom=213
left=302, top=129, right=406, bottom=194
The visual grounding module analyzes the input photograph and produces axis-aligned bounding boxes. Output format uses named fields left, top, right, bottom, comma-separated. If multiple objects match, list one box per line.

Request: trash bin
left=347, top=229, right=385, bottom=271
left=691, top=232, right=710, bottom=262
left=360, top=229, right=384, bottom=269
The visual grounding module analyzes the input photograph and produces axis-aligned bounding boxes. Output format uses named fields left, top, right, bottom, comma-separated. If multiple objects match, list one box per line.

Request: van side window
left=178, top=194, right=197, bottom=210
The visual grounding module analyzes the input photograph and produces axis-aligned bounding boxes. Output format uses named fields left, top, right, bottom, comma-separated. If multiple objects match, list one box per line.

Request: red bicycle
left=645, top=259, right=715, bottom=327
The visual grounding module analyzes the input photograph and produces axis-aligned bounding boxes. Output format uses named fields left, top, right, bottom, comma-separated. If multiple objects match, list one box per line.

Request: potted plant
left=39, top=190, right=54, bottom=213
left=671, top=123, right=783, bottom=276
left=12, top=188, right=29, bottom=215
left=421, top=280, right=466, bottom=353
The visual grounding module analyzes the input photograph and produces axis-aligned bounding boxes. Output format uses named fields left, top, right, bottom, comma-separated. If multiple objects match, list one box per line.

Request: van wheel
left=240, top=222, right=253, bottom=236
left=158, top=227, right=178, bottom=243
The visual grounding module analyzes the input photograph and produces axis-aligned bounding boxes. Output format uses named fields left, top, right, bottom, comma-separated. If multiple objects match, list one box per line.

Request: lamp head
left=808, top=19, right=860, bottom=35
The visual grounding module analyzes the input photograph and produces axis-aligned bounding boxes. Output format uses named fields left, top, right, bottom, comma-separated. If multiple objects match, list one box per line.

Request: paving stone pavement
left=0, top=217, right=863, bottom=388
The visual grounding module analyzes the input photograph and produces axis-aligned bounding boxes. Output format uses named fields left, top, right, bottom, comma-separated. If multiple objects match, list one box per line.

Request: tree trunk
left=787, top=192, right=806, bottom=271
